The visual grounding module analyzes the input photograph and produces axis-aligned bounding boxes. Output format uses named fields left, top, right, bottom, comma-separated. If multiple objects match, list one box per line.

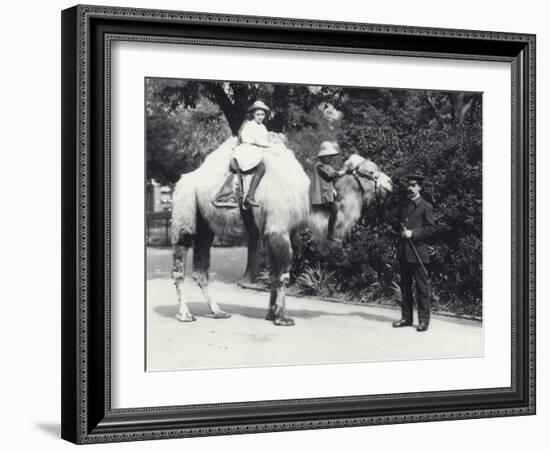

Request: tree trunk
left=450, top=93, right=474, bottom=125
left=239, top=238, right=264, bottom=285
left=206, top=84, right=244, bottom=135
left=425, top=93, right=444, bottom=128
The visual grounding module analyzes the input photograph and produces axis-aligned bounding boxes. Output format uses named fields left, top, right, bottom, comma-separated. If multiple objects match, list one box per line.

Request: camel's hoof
left=273, top=316, right=295, bottom=326
left=208, top=311, right=231, bottom=319
left=265, top=311, right=276, bottom=321
left=177, top=313, right=196, bottom=322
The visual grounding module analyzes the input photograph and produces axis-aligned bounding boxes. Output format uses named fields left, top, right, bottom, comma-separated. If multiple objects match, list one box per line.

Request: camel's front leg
left=193, top=221, right=230, bottom=319
left=172, top=244, right=195, bottom=322
left=265, top=232, right=295, bottom=326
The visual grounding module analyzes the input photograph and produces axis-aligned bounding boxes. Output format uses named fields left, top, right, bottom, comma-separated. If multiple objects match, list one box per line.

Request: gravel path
left=146, top=247, right=483, bottom=371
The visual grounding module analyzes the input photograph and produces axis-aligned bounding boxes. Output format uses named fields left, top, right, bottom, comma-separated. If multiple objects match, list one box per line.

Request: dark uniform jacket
left=310, top=162, right=340, bottom=205
left=394, top=196, right=436, bottom=264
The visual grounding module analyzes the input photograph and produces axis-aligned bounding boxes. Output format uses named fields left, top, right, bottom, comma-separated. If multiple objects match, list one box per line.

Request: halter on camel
left=342, top=153, right=393, bottom=208
left=351, top=168, right=383, bottom=206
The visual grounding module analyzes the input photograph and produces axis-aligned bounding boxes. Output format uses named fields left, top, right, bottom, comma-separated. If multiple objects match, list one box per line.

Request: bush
left=295, top=263, right=337, bottom=297
left=291, top=207, right=482, bottom=317
left=291, top=214, right=395, bottom=301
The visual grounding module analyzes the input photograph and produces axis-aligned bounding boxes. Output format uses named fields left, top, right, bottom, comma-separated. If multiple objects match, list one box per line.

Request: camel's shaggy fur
left=171, top=136, right=310, bottom=244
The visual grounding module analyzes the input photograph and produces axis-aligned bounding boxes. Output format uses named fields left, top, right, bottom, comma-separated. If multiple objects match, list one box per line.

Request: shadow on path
left=153, top=301, right=394, bottom=324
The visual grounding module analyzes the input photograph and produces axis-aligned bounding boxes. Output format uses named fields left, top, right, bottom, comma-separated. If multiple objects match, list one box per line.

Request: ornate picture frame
left=61, top=4, right=535, bottom=444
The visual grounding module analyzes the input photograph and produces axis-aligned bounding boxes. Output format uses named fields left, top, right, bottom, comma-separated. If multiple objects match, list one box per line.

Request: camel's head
left=308, top=154, right=393, bottom=240
left=342, top=155, right=393, bottom=205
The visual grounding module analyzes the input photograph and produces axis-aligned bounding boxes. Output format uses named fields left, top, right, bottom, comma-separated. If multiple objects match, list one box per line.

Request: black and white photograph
left=1, top=0, right=544, bottom=446
left=145, top=78, right=484, bottom=371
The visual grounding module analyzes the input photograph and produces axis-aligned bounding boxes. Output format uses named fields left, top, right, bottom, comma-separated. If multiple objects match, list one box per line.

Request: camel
left=308, top=153, right=393, bottom=240
left=170, top=137, right=392, bottom=326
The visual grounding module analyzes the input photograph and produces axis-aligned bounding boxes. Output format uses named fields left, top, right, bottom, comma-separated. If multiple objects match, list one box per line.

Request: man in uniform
left=391, top=173, right=436, bottom=332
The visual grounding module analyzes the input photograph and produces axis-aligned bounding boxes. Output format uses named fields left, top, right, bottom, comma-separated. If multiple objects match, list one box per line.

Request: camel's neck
left=335, top=176, right=364, bottom=236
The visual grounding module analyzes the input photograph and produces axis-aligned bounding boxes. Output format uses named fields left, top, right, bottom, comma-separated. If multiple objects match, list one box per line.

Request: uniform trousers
left=399, top=260, right=431, bottom=324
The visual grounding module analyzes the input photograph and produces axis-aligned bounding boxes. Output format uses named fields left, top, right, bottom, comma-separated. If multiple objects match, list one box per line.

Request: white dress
left=232, top=120, right=270, bottom=171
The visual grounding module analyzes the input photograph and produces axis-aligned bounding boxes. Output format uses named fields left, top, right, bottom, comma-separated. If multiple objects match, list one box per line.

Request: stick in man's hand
left=401, top=222, right=429, bottom=278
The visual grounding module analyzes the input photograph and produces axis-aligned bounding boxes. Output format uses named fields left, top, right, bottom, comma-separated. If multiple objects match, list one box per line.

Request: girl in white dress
left=214, top=100, right=272, bottom=208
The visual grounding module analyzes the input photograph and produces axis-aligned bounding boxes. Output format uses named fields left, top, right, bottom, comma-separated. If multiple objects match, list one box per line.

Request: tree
left=146, top=79, right=232, bottom=185
left=151, top=78, right=342, bottom=135
left=146, top=78, right=345, bottom=182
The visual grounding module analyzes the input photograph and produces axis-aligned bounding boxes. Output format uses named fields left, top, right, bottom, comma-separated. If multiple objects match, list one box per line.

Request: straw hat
left=247, top=100, right=271, bottom=113
left=317, top=141, right=340, bottom=158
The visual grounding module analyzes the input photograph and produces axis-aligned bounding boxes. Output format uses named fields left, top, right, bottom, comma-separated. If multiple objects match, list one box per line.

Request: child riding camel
left=310, top=141, right=348, bottom=241
left=213, top=100, right=272, bottom=209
